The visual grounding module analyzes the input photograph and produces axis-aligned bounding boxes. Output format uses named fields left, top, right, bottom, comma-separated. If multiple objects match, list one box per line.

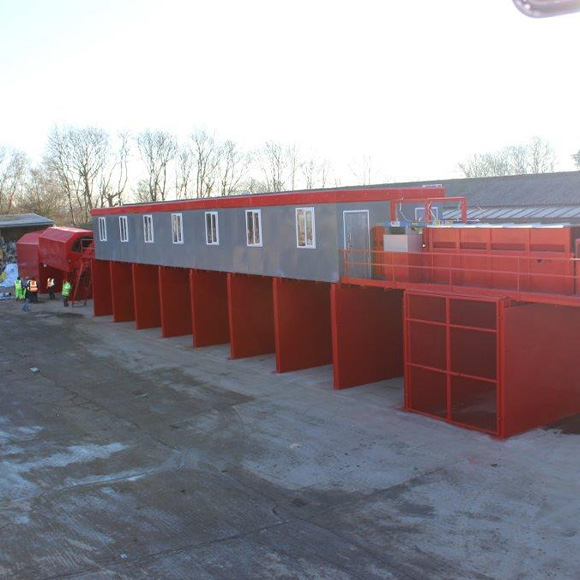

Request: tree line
left=0, top=128, right=341, bottom=227
left=0, top=128, right=577, bottom=227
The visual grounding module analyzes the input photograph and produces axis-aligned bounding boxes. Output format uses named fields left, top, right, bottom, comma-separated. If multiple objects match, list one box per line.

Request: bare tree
left=16, top=166, right=68, bottom=222
left=302, top=157, right=332, bottom=189
left=349, top=155, right=374, bottom=185
left=99, top=132, right=130, bottom=208
left=189, top=130, right=221, bottom=198
left=0, top=147, right=28, bottom=213
left=45, top=126, right=110, bottom=225
left=241, top=177, right=269, bottom=194
left=136, top=130, right=177, bottom=202
left=175, top=144, right=194, bottom=199
left=528, top=136, right=556, bottom=173
left=286, top=144, right=301, bottom=191
left=217, top=140, right=251, bottom=196
left=259, top=141, right=287, bottom=192
left=458, top=137, right=557, bottom=178
left=572, top=149, right=580, bottom=169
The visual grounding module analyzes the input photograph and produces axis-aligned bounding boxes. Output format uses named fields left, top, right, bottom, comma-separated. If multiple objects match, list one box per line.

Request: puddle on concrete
left=55, top=312, right=83, bottom=319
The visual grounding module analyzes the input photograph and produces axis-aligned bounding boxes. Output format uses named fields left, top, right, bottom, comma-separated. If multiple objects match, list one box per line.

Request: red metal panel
left=92, top=187, right=440, bottom=215
left=404, top=291, right=500, bottom=435
left=92, top=260, right=113, bottom=316
left=273, top=278, right=332, bottom=373
left=38, top=226, right=93, bottom=272
left=158, top=267, right=192, bottom=338
left=132, top=264, right=161, bottom=330
left=189, top=269, right=230, bottom=347
left=331, top=284, right=403, bottom=389
left=110, top=262, right=135, bottom=322
left=503, top=303, right=580, bottom=437
left=16, top=231, right=43, bottom=284
left=227, top=274, right=275, bottom=359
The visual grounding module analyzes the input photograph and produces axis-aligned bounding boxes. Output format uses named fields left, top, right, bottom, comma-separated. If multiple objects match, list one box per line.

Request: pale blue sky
left=1, top=0, right=579, bottom=182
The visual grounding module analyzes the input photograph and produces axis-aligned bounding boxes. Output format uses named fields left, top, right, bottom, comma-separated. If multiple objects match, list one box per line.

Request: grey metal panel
left=542, top=207, right=572, bottom=218
left=532, top=207, right=559, bottom=218
left=95, top=203, right=342, bottom=283
left=564, top=207, right=580, bottom=218
left=515, top=208, right=538, bottom=218
left=480, top=209, right=505, bottom=219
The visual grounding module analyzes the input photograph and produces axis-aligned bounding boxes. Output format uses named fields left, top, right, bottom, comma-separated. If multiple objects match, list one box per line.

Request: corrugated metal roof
left=0, top=214, right=54, bottom=228
left=441, top=205, right=580, bottom=223
left=372, top=171, right=580, bottom=208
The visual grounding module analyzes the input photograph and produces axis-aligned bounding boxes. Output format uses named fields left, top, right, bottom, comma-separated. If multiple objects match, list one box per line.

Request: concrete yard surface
left=1, top=297, right=580, bottom=579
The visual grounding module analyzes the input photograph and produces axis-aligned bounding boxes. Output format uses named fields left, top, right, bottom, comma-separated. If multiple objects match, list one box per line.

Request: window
left=296, top=207, right=316, bottom=248
left=143, top=214, right=154, bottom=243
left=119, top=216, right=129, bottom=242
left=98, top=217, right=107, bottom=242
left=171, top=213, right=183, bottom=244
left=205, top=211, right=219, bottom=245
left=245, top=209, right=262, bottom=247
left=415, top=206, right=439, bottom=222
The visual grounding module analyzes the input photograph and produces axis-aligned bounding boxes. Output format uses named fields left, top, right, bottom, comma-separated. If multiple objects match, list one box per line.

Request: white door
left=343, top=210, right=371, bottom=278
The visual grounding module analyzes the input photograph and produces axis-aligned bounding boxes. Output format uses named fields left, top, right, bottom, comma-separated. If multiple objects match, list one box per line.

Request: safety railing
left=341, top=248, right=580, bottom=298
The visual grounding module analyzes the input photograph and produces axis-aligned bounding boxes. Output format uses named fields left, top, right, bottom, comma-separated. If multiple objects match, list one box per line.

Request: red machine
left=16, top=226, right=94, bottom=302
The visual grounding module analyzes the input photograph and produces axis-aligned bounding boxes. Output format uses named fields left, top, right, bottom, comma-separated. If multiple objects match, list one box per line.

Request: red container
left=404, top=290, right=580, bottom=437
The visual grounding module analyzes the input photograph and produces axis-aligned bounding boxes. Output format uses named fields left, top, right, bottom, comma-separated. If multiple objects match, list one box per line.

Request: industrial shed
left=0, top=213, right=54, bottom=242
left=375, top=170, right=580, bottom=224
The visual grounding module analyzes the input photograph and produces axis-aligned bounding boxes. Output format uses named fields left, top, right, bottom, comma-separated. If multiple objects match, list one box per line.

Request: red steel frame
left=189, top=269, right=230, bottom=347
left=273, top=278, right=332, bottom=373
left=331, top=284, right=403, bottom=389
left=227, top=273, right=275, bottom=359
left=404, top=291, right=503, bottom=436
left=110, top=262, right=135, bottom=322
left=404, top=290, right=580, bottom=437
left=389, top=196, right=468, bottom=224
left=92, top=259, right=113, bottom=316
left=132, top=264, right=161, bottom=330
left=158, top=267, right=192, bottom=338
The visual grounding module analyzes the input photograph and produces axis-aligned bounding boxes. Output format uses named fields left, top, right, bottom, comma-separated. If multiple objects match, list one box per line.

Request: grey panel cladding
left=96, top=202, right=388, bottom=283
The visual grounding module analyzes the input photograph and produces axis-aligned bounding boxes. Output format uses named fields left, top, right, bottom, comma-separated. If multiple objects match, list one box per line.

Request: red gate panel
left=190, top=269, right=229, bottom=347
left=405, top=291, right=580, bottom=437
left=503, top=303, right=580, bottom=437
left=273, top=278, right=332, bottom=373
left=158, top=267, right=192, bottom=338
left=110, top=261, right=135, bottom=322
left=227, top=274, right=275, bottom=359
left=404, top=292, right=500, bottom=435
left=92, top=259, right=112, bottom=317
left=132, top=264, right=161, bottom=330
left=331, top=284, right=403, bottom=389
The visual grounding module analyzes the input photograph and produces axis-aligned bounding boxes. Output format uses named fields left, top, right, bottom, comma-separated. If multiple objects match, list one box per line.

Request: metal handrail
left=341, top=248, right=580, bottom=297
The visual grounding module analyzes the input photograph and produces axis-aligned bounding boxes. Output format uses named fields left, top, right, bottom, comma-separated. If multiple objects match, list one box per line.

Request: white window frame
left=295, top=207, right=316, bottom=249
left=143, top=214, right=154, bottom=243
left=245, top=209, right=263, bottom=247
left=205, top=211, right=219, bottom=245
left=98, top=217, right=107, bottom=242
left=171, top=213, right=184, bottom=244
left=415, top=206, right=439, bottom=222
left=119, top=216, right=129, bottom=242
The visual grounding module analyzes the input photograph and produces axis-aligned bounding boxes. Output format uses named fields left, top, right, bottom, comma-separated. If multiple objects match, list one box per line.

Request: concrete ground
left=1, top=297, right=580, bottom=579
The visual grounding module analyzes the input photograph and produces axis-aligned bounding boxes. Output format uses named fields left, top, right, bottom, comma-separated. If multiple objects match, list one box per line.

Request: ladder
left=70, top=244, right=94, bottom=307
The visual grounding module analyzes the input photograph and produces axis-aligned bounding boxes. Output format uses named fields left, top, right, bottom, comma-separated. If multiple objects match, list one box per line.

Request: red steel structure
left=342, top=220, right=580, bottom=436
left=16, top=226, right=93, bottom=295
left=90, top=188, right=580, bottom=438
